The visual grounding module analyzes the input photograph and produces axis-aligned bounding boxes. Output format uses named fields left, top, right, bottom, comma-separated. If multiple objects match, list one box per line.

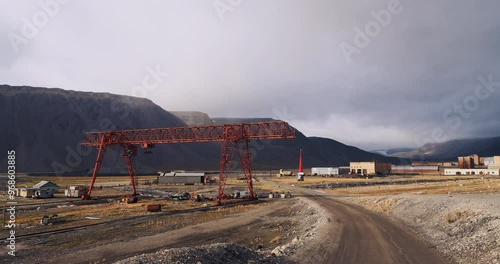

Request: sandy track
left=298, top=189, right=452, bottom=264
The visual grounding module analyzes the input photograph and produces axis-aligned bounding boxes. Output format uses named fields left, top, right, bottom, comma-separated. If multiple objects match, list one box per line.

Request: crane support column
left=122, top=145, right=138, bottom=196
left=83, top=135, right=110, bottom=199
left=237, top=139, right=255, bottom=200
left=218, top=140, right=237, bottom=205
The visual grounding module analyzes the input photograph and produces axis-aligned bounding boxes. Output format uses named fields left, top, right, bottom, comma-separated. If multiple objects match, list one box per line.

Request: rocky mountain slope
left=391, top=137, right=500, bottom=161
left=169, top=111, right=212, bottom=126
left=0, top=85, right=219, bottom=174
left=1, top=86, right=402, bottom=174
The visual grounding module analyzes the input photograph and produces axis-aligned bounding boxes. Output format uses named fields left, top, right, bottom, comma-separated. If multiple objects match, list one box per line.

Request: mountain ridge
left=390, top=137, right=500, bottom=161
left=1, top=86, right=404, bottom=173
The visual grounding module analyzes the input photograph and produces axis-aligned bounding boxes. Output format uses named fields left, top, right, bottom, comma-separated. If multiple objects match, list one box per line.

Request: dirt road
left=301, top=189, right=452, bottom=264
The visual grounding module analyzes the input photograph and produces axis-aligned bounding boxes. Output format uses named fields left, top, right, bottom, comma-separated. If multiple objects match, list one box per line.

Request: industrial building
left=350, top=162, right=391, bottom=175
left=33, top=189, right=55, bottom=198
left=65, top=186, right=88, bottom=198
left=311, top=167, right=338, bottom=176
left=339, top=166, right=351, bottom=174
left=311, top=167, right=350, bottom=176
left=458, top=156, right=476, bottom=169
left=391, top=165, right=439, bottom=174
left=481, top=157, right=495, bottom=166
left=33, top=180, right=60, bottom=192
left=157, top=172, right=206, bottom=185
left=457, top=154, right=500, bottom=169
left=488, top=156, right=500, bottom=170
left=14, top=187, right=55, bottom=198
left=15, top=188, right=36, bottom=198
left=14, top=181, right=59, bottom=198
left=412, top=161, right=455, bottom=167
left=471, top=154, right=480, bottom=166
left=489, top=164, right=500, bottom=170
left=444, top=169, right=500, bottom=176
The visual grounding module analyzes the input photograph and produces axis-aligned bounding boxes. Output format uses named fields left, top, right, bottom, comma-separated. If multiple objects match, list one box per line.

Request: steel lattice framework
left=81, top=121, right=296, bottom=204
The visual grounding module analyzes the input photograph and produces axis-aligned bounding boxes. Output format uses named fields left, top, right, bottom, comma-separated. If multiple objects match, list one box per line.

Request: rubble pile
left=115, top=243, right=283, bottom=264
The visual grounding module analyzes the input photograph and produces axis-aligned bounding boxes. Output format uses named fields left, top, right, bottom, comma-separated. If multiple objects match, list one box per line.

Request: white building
left=311, top=167, right=338, bottom=176
left=487, top=156, right=500, bottom=170
left=483, top=157, right=495, bottom=166
left=444, top=168, right=499, bottom=176
left=157, top=172, right=206, bottom=185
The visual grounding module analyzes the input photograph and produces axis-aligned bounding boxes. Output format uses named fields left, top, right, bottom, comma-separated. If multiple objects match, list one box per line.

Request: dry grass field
left=10, top=175, right=158, bottom=188
left=1, top=173, right=278, bottom=238
left=328, top=178, right=500, bottom=196
left=270, top=175, right=477, bottom=185
left=267, top=175, right=500, bottom=196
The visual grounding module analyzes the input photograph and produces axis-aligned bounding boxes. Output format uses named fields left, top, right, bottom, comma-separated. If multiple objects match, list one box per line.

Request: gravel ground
left=343, top=194, right=500, bottom=264
left=115, top=243, right=282, bottom=264
left=114, top=197, right=330, bottom=264
left=271, top=197, right=330, bottom=261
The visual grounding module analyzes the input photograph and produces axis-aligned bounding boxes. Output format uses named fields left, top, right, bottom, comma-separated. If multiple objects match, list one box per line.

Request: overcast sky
left=1, top=0, right=500, bottom=150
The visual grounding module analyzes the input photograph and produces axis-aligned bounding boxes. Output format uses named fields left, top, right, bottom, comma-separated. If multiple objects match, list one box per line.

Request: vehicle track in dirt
left=299, top=189, right=452, bottom=264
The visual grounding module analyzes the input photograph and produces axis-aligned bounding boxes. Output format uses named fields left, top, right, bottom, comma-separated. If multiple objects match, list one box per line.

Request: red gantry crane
left=81, top=121, right=296, bottom=205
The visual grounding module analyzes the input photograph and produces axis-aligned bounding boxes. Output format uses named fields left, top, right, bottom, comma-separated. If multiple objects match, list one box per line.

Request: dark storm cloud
left=1, top=0, right=499, bottom=150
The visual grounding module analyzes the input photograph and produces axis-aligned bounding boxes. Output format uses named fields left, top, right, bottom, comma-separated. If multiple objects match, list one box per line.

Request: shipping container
left=147, top=204, right=162, bottom=212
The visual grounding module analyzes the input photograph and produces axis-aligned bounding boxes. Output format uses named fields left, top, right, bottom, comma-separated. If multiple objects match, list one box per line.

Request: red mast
left=297, top=149, right=304, bottom=181
left=299, top=149, right=303, bottom=173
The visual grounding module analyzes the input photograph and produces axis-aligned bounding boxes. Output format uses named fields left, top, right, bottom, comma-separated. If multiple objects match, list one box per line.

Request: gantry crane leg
left=237, top=139, right=255, bottom=200
left=83, top=135, right=109, bottom=200
left=122, top=145, right=138, bottom=196
left=217, top=140, right=237, bottom=205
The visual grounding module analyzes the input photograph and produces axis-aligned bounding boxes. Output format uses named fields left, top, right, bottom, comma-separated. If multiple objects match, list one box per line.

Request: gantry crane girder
left=81, top=121, right=296, bottom=205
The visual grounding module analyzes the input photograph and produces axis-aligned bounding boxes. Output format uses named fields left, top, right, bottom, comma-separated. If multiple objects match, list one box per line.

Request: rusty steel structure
left=81, top=121, right=296, bottom=204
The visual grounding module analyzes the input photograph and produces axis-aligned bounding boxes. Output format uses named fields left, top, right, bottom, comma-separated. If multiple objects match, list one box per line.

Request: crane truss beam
left=81, top=121, right=296, bottom=203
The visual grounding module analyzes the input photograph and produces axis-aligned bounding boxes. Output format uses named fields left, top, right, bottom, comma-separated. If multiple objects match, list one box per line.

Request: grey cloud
left=0, top=0, right=499, bottom=150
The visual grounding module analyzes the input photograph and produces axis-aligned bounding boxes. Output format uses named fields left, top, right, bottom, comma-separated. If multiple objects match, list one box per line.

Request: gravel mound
left=114, top=243, right=284, bottom=264
left=346, top=194, right=500, bottom=264
left=271, top=197, right=329, bottom=259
